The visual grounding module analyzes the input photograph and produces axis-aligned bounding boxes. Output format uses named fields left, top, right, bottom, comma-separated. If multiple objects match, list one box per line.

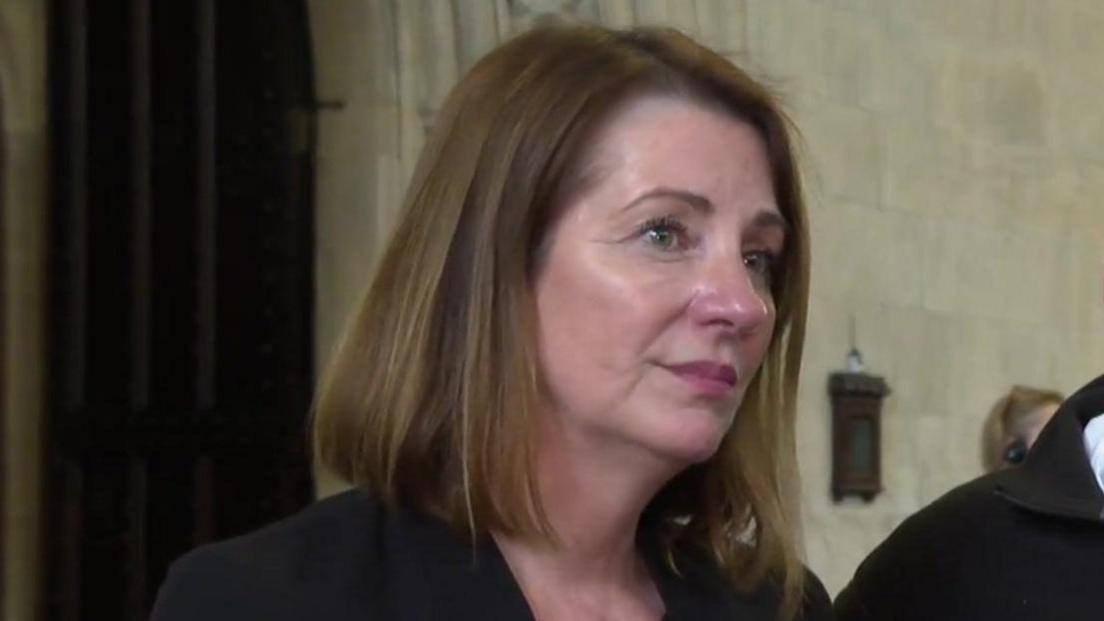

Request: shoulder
left=796, top=568, right=833, bottom=621
left=150, top=489, right=386, bottom=620
left=833, top=473, right=1009, bottom=619
left=744, top=566, right=833, bottom=621
left=661, top=540, right=831, bottom=621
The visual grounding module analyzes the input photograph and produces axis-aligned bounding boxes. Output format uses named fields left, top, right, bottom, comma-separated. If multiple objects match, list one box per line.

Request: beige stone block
left=820, top=7, right=883, bottom=109
left=693, top=0, right=745, bottom=54
left=1040, top=3, right=1104, bottom=66
left=874, top=306, right=954, bottom=418
left=568, top=0, right=602, bottom=22
left=630, top=0, right=670, bottom=25
left=1042, top=11, right=1104, bottom=161
left=886, top=0, right=1003, bottom=49
left=312, top=0, right=402, bottom=164
left=1049, top=78, right=1104, bottom=163
left=632, top=0, right=699, bottom=33
left=374, top=154, right=406, bottom=246
left=312, top=114, right=378, bottom=362
left=799, top=293, right=853, bottom=388
left=424, top=1, right=463, bottom=95
left=454, top=0, right=503, bottom=71
left=821, top=0, right=888, bottom=16
left=926, top=222, right=1060, bottom=326
left=396, top=1, right=462, bottom=173
left=802, top=512, right=880, bottom=595
left=887, top=0, right=1050, bottom=53
left=913, top=413, right=977, bottom=502
left=951, top=58, right=1046, bottom=149
left=872, top=40, right=939, bottom=119
left=793, top=98, right=882, bottom=206
left=881, top=119, right=971, bottom=216
left=940, top=316, right=1062, bottom=439
left=1003, top=229, right=1064, bottom=324
left=795, top=358, right=833, bottom=497
left=1051, top=231, right=1104, bottom=342
left=745, top=0, right=827, bottom=97
left=941, top=317, right=1007, bottom=416
left=984, top=0, right=1050, bottom=52
left=903, top=40, right=962, bottom=132
left=914, top=217, right=967, bottom=309
left=1000, top=320, right=1063, bottom=389
left=950, top=169, right=1016, bottom=230
left=307, top=0, right=369, bottom=101
left=595, top=0, right=636, bottom=28
left=921, top=220, right=1021, bottom=319
left=996, top=160, right=1074, bottom=234
left=1050, top=318, right=1104, bottom=397
left=809, top=202, right=925, bottom=308
left=505, top=0, right=589, bottom=32
left=1065, top=164, right=1104, bottom=232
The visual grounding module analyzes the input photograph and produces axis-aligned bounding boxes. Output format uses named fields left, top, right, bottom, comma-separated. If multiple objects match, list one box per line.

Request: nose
left=687, top=256, right=773, bottom=338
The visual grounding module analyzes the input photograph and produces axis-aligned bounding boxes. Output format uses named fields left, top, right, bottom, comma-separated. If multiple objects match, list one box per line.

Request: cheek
left=533, top=251, right=685, bottom=402
left=742, top=304, right=778, bottom=375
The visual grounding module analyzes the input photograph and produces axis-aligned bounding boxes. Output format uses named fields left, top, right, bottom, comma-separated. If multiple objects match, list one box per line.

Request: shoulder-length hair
left=313, top=23, right=811, bottom=618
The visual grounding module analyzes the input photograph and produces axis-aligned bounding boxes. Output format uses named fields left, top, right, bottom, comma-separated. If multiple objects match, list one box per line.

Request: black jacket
left=835, top=374, right=1104, bottom=621
left=151, top=488, right=832, bottom=620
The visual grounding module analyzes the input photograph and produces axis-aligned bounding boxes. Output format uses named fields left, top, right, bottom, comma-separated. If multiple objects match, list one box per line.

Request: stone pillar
left=1, top=1, right=48, bottom=619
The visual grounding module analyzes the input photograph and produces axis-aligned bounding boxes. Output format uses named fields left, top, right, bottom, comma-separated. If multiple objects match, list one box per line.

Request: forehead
left=573, top=95, right=778, bottom=212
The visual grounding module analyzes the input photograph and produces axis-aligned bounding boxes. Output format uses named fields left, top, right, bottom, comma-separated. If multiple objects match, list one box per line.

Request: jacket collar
left=994, top=374, right=1104, bottom=523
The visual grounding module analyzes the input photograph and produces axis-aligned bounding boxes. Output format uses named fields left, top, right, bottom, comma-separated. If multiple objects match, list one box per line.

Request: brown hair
left=980, top=385, right=1064, bottom=472
left=313, top=24, right=811, bottom=618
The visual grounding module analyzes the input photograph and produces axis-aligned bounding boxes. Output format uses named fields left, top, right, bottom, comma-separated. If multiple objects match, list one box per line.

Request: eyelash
left=635, top=215, right=783, bottom=280
left=637, top=216, right=692, bottom=251
left=743, top=249, right=780, bottom=280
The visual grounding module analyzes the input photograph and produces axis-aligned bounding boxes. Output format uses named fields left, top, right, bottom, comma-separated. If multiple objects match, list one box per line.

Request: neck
left=493, top=416, right=683, bottom=616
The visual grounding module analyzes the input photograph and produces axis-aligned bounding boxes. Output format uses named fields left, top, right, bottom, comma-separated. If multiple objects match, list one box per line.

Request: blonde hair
left=981, top=385, right=1064, bottom=472
left=312, top=24, right=811, bottom=618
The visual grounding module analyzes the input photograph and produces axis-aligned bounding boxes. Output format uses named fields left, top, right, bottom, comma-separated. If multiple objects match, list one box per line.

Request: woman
left=980, top=385, right=1064, bottom=471
left=152, top=23, right=829, bottom=621
left=837, top=377, right=1104, bottom=620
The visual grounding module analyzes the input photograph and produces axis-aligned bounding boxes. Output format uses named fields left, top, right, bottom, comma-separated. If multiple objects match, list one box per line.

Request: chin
left=647, top=411, right=730, bottom=464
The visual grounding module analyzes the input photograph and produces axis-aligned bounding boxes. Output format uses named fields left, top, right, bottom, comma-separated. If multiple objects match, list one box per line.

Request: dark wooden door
left=46, top=1, right=315, bottom=619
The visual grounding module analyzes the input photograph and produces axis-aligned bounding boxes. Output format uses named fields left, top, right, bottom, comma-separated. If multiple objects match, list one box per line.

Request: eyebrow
left=621, top=186, right=791, bottom=236
left=749, top=210, right=791, bottom=237
left=620, top=187, right=714, bottom=213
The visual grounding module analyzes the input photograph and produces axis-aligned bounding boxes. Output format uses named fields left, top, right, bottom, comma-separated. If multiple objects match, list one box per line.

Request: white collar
left=1084, top=414, right=1104, bottom=494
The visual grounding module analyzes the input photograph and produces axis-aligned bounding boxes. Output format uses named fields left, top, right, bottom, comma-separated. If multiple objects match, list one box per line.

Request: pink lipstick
left=665, top=361, right=738, bottom=398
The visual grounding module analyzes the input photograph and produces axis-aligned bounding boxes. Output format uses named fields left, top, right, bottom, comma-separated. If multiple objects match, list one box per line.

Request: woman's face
left=532, top=95, right=787, bottom=465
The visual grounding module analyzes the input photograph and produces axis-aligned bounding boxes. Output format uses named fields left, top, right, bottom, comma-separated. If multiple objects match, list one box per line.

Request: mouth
left=664, top=361, right=738, bottom=398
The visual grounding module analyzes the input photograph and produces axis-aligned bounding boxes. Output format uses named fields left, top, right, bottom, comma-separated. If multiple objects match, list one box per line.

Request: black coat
left=151, top=488, right=832, bottom=620
left=835, top=374, right=1104, bottom=621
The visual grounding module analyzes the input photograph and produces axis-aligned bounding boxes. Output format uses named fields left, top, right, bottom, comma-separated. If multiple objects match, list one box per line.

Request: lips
left=665, top=361, right=738, bottom=398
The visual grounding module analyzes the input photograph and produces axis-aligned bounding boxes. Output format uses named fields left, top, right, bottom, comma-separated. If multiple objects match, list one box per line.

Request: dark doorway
left=46, top=1, right=315, bottom=619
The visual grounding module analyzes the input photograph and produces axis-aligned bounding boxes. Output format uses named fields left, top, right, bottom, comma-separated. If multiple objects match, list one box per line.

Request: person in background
left=836, top=373, right=1104, bottom=620
left=980, top=385, right=1064, bottom=472
left=151, top=23, right=831, bottom=621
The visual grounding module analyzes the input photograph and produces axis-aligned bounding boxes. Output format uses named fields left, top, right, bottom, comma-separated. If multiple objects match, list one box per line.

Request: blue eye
left=639, top=216, right=689, bottom=251
left=743, top=250, right=779, bottom=280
